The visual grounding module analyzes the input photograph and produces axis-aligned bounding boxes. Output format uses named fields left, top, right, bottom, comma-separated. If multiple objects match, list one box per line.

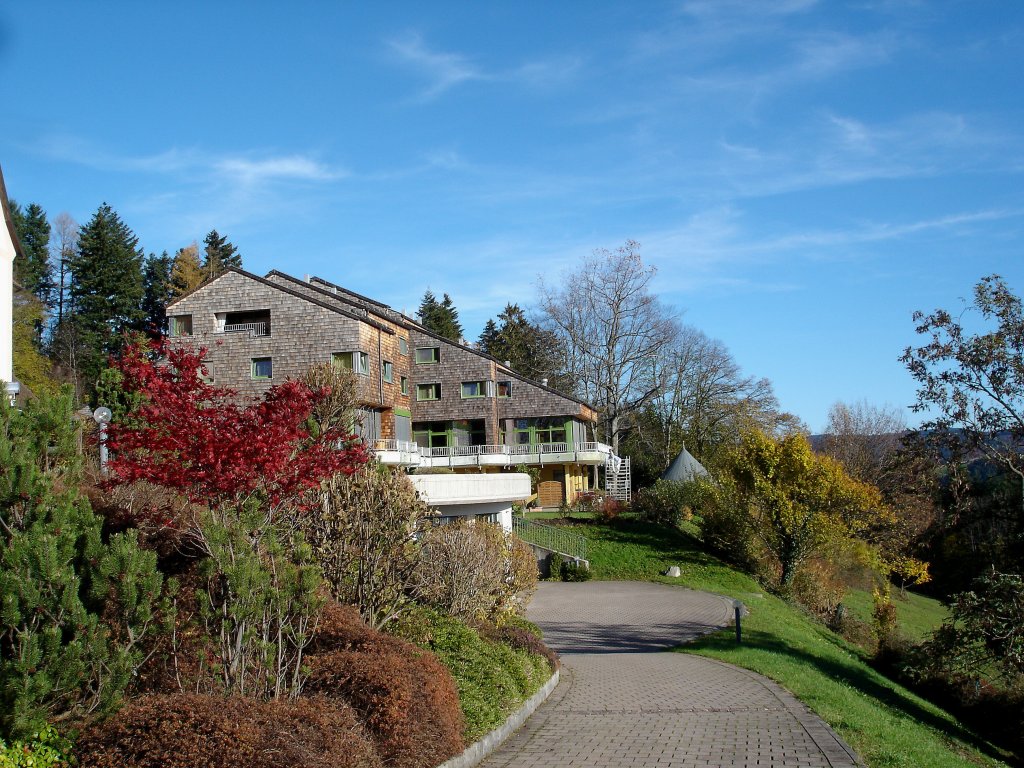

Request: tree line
left=10, top=199, right=241, bottom=401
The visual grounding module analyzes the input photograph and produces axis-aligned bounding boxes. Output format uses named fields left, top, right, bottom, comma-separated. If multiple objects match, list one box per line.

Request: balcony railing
left=372, top=440, right=613, bottom=467
left=222, top=321, right=269, bottom=337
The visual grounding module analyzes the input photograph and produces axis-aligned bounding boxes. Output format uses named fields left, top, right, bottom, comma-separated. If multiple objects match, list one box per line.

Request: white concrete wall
left=0, top=210, right=15, bottom=388
left=409, top=473, right=530, bottom=532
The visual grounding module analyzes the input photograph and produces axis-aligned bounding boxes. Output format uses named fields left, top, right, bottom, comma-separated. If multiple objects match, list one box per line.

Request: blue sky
left=2, top=1, right=1022, bottom=432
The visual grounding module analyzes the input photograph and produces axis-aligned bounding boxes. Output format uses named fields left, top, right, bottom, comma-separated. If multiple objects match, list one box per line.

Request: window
left=497, top=381, right=512, bottom=398
left=399, top=337, right=409, bottom=356
left=333, top=351, right=370, bottom=376
left=413, top=420, right=450, bottom=449
left=169, top=315, right=193, bottom=337
left=251, top=357, right=272, bottom=379
left=382, top=360, right=393, bottom=383
left=461, top=381, right=485, bottom=398
left=536, top=417, right=567, bottom=444
left=416, top=383, right=441, bottom=401
left=415, top=347, right=440, bottom=364
left=400, top=376, right=409, bottom=396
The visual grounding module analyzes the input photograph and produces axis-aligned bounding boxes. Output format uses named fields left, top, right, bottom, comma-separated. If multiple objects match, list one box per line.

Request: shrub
left=0, top=725, right=73, bottom=768
left=632, top=479, right=702, bottom=527
left=305, top=603, right=464, bottom=768
left=789, top=558, right=846, bottom=621
left=415, top=521, right=537, bottom=622
left=547, top=552, right=564, bottom=581
left=74, top=693, right=380, bottom=768
left=476, top=622, right=558, bottom=672
left=560, top=560, right=592, bottom=582
left=390, top=606, right=552, bottom=742
left=306, top=467, right=430, bottom=629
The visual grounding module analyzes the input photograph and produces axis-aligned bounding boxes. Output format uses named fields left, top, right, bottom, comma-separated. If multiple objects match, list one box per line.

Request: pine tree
left=141, top=251, right=174, bottom=337
left=9, top=201, right=54, bottom=307
left=417, top=289, right=463, bottom=341
left=68, top=203, right=145, bottom=391
left=202, top=229, right=242, bottom=280
left=170, top=242, right=204, bottom=297
left=0, top=391, right=162, bottom=739
left=478, top=319, right=499, bottom=353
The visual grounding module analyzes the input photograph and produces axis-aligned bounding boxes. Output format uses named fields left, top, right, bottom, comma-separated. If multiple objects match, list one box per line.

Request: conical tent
left=661, top=447, right=709, bottom=483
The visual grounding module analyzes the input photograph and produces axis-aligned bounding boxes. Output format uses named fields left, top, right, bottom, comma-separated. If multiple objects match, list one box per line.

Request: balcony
left=372, top=440, right=614, bottom=468
left=223, top=321, right=269, bottom=337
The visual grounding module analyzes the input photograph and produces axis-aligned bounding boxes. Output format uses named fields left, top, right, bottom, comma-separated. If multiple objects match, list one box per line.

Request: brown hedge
left=306, top=602, right=465, bottom=768
left=74, top=693, right=380, bottom=768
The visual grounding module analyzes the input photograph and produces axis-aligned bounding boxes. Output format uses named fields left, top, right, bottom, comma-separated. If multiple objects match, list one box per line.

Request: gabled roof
left=167, top=266, right=395, bottom=334
left=0, top=165, right=27, bottom=265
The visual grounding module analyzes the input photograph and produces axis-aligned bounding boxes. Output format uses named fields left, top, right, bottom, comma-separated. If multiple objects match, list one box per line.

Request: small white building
left=0, top=164, right=23, bottom=404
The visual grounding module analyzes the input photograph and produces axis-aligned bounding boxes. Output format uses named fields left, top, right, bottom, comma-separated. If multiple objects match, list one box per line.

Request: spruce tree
left=141, top=251, right=174, bottom=337
left=68, top=203, right=145, bottom=390
left=417, top=290, right=463, bottom=341
left=202, top=229, right=242, bottom=280
left=9, top=201, right=55, bottom=307
left=482, top=303, right=572, bottom=392
left=478, top=318, right=499, bottom=353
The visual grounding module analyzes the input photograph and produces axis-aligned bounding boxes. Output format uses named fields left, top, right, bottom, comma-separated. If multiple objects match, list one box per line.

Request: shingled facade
left=166, top=268, right=622, bottom=506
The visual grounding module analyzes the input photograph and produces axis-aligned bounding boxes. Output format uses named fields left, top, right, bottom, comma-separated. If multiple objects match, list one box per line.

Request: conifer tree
left=170, top=242, right=204, bottom=297
left=141, top=251, right=174, bottom=337
left=67, top=203, right=145, bottom=390
left=8, top=201, right=54, bottom=307
left=418, top=289, right=463, bottom=341
left=202, top=229, right=242, bottom=280
left=0, top=391, right=162, bottom=738
left=480, top=303, right=572, bottom=391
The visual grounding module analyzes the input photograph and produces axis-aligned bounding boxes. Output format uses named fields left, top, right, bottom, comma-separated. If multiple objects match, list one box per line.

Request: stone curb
left=436, top=667, right=561, bottom=768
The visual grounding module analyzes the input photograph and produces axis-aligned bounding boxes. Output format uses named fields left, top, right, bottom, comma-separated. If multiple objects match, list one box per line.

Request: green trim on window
left=497, top=380, right=512, bottom=398
left=461, top=380, right=485, bottom=398
left=400, top=376, right=409, bottom=396
left=399, top=337, right=409, bottom=356
left=393, top=407, right=412, bottom=418
left=251, top=357, right=272, bottom=379
left=416, top=383, right=441, bottom=401
left=415, top=347, right=440, bottom=364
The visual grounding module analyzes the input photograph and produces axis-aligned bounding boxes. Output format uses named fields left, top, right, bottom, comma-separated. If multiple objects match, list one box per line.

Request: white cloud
left=214, top=155, right=345, bottom=185
left=387, top=31, right=486, bottom=101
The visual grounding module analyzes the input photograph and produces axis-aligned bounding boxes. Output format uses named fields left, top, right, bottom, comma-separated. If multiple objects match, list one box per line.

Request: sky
left=2, top=1, right=1022, bottom=432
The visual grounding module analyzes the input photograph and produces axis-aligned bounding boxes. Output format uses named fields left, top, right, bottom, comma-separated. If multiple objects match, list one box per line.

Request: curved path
left=480, top=582, right=862, bottom=768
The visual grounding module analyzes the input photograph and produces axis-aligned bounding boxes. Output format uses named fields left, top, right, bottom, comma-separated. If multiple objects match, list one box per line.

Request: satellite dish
left=92, top=406, right=112, bottom=425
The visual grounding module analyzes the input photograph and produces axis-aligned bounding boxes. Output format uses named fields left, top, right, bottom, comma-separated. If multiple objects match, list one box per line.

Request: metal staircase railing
left=512, top=517, right=588, bottom=562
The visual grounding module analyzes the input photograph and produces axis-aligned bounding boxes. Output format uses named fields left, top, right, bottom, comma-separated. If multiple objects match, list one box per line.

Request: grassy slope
left=843, top=587, right=948, bottom=642
left=564, top=518, right=1011, bottom=768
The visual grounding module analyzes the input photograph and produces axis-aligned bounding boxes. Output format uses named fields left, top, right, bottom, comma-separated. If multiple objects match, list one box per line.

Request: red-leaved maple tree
left=104, top=340, right=368, bottom=507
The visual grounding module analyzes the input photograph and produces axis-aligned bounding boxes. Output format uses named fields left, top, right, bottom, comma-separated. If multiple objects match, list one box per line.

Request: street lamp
left=92, top=406, right=112, bottom=475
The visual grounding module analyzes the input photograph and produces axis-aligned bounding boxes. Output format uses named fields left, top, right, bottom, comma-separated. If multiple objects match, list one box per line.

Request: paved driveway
left=479, top=581, right=862, bottom=768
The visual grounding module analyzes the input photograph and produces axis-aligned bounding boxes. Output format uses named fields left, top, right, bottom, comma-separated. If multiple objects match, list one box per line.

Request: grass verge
left=391, top=606, right=553, bottom=742
left=843, top=587, right=948, bottom=642
left=562, top=518, right=1013, bottom=768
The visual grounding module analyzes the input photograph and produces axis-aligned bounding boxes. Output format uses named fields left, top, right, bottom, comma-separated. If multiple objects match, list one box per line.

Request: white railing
left=223, top=321, right=269, bottom=337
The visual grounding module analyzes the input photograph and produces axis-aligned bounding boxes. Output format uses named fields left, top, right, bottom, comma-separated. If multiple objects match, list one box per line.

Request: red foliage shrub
left=306, top=602, right=465, bottom=768
left=75, top=693, right=380, bottom=768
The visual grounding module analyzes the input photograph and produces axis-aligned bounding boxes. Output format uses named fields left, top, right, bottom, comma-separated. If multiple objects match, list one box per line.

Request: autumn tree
left=478, top=303, right=571, bottom=392
left=103, top=341, right=369, bottom=698
left=713, top=430, right=887, bottom=588
left=202, top=229, right=242, bottom=281
left=418, top=289, right=463, bottom=341
left=170, top=243, right=204, bottom=297
left=539, top=241, right=679, bottom=451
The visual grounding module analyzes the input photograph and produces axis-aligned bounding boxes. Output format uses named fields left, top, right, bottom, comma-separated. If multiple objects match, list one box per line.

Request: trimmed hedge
left=75, top=694, right=380, bottom=768
left=305, top=603, right=465, bottom=768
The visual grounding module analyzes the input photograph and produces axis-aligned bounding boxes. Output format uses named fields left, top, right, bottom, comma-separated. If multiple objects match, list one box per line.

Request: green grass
left=561, top=518, right=1013, bottom=768
left=843, top=587, right=949, bottom=642
left=390, top=606, right=552, bottom=742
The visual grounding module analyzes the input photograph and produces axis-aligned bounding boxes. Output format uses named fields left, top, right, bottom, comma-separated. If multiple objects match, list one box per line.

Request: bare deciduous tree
left=539, top=241, right=679, bottom=452
left=821, top=399, right=906, bottom=485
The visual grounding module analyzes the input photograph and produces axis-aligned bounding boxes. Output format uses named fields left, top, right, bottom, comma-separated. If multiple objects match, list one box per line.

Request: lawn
left=842, top=587, right=948, bottom=642
left=557, top=518, right=1013, bottom=768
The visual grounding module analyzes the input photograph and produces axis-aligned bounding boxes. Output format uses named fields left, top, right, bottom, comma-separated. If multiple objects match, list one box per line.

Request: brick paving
left=480, top=581, right=862, bottom=768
